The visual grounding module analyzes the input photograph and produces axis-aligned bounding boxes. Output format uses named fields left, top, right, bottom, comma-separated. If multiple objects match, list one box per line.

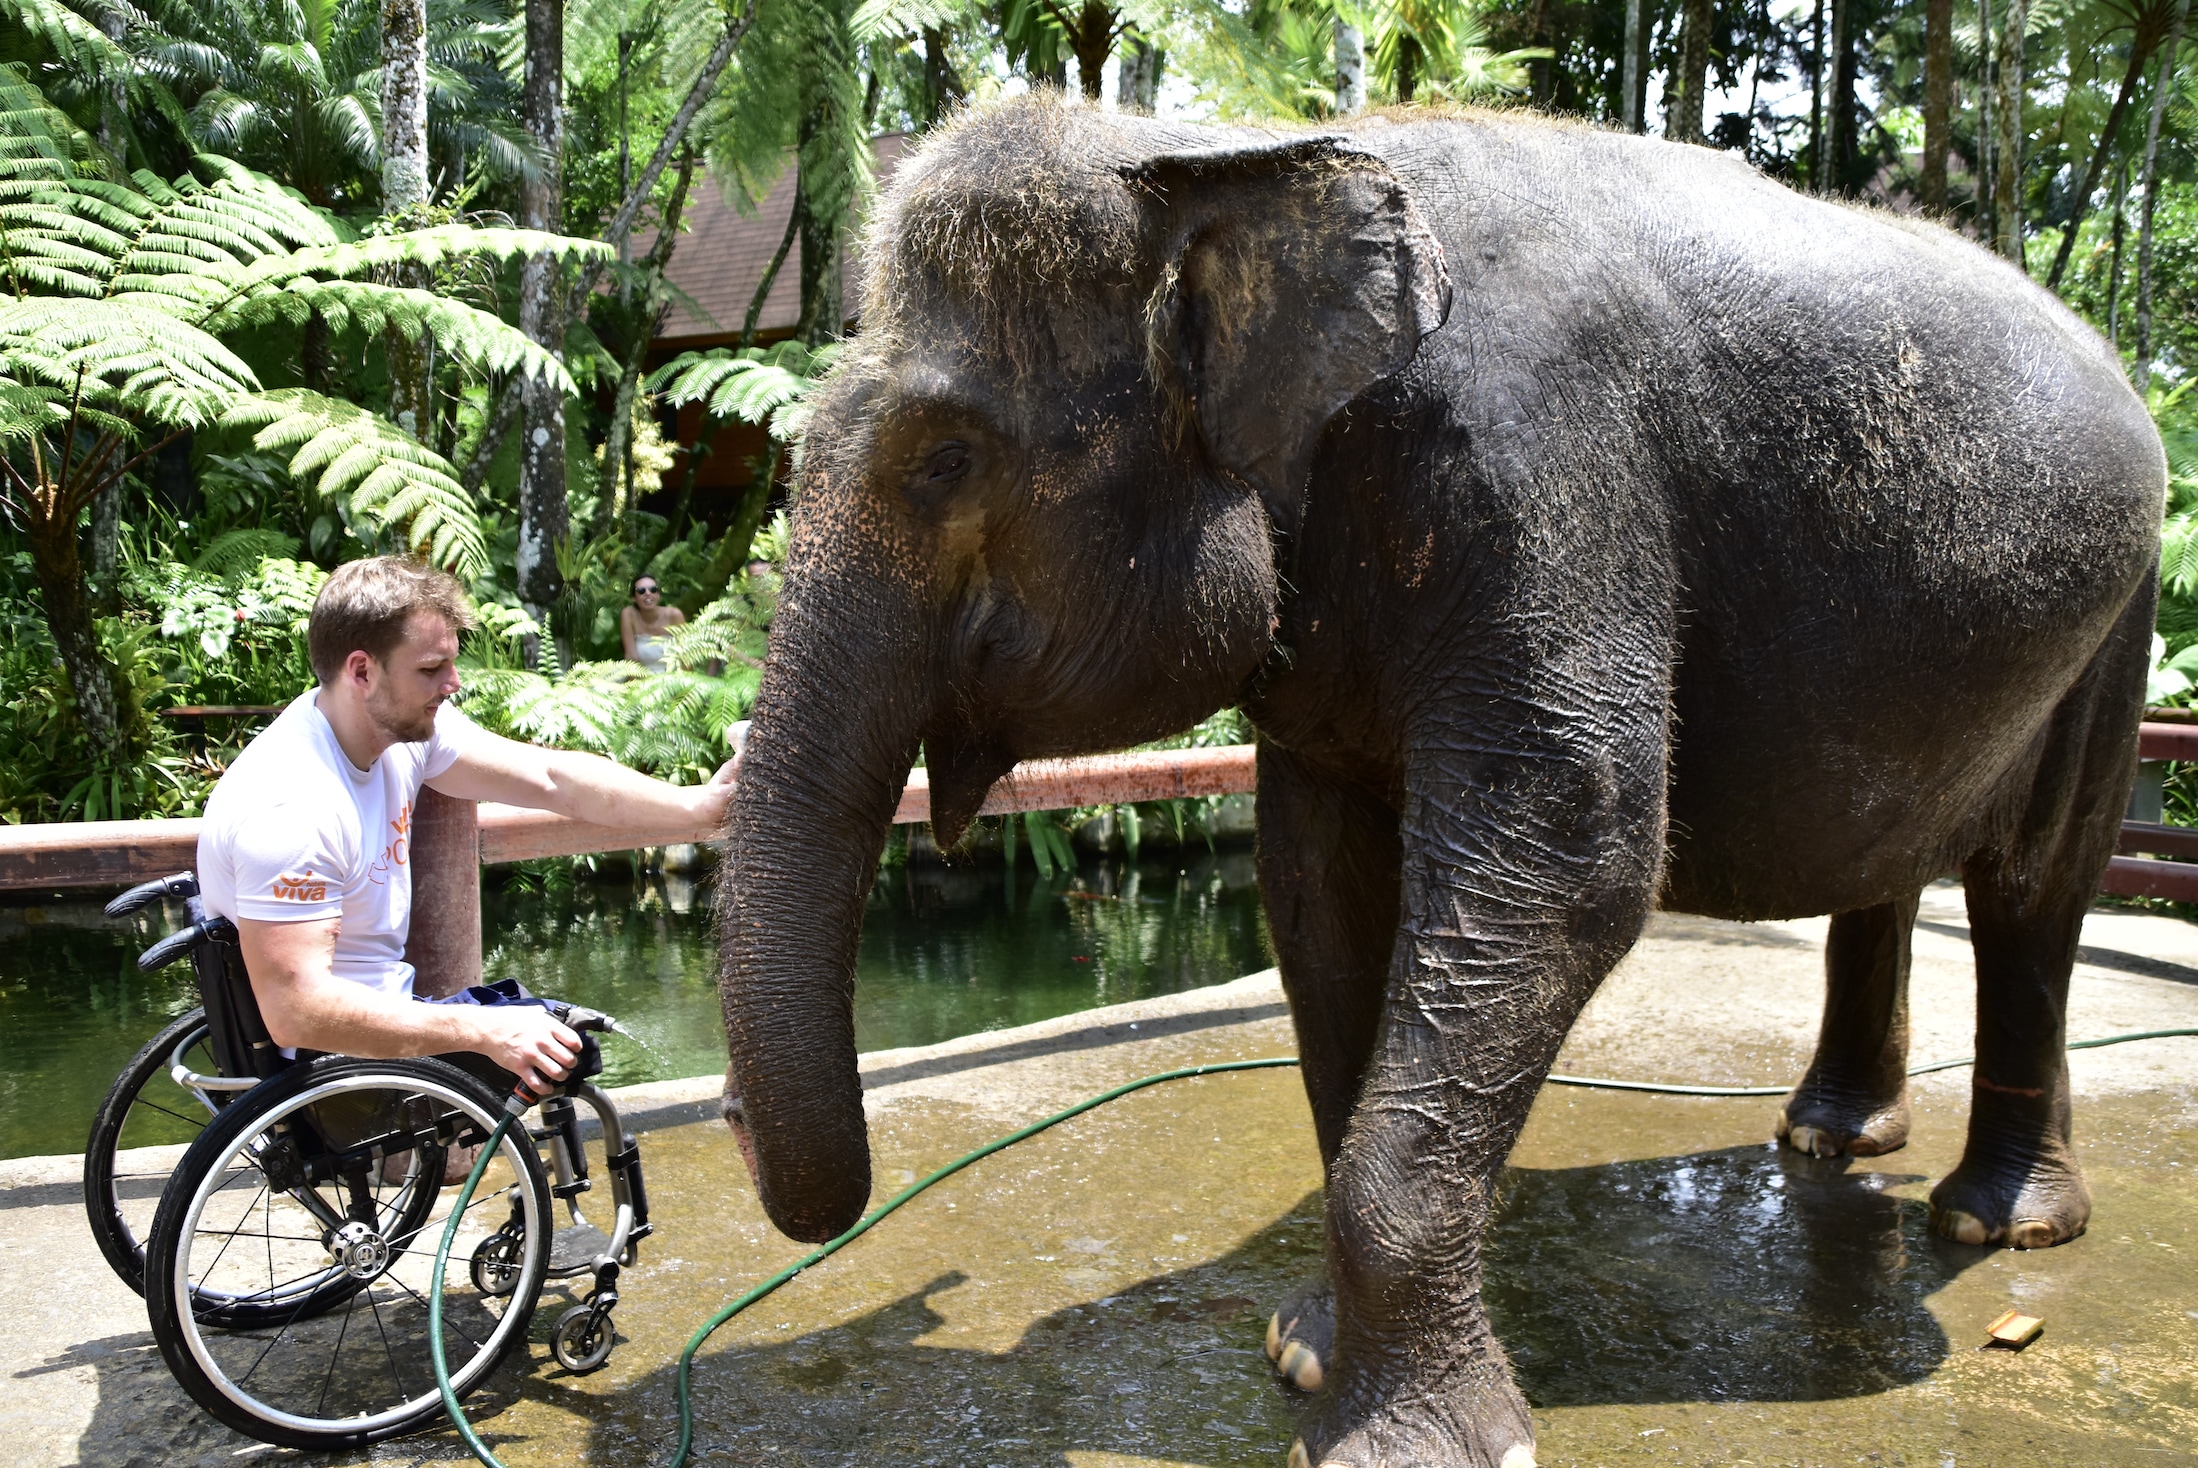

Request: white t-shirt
left=198, top=691, right=483, bottom=1001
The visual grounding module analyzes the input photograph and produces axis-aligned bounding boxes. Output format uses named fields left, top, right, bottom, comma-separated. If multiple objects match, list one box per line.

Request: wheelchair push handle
left=137, top=914, right=238, bottom=973
left=106, top=872, right=199, bottom=919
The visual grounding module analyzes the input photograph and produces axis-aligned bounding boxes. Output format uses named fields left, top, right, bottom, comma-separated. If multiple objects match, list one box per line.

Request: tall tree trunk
left=1994, top=0, right=2027, bottom=263
left=1120, top=35, right=1161, bottom=112
left=2047, top=41, right=2152, bottom=287
left=88, top=478, right=122, bottom=616
left=794, top=181, right=844, bottom=346
left=1070, top=1, right=1113, bottom=100
left=518, top=0, right=567, bottom=653
left=1397, top=33, right=1422, bottom=103
left=922, top=26, right=966, bottom=125
left=1621, top=0, right=1643, bottom=129
left=1979, top=0, right=1995, bottom=231
left=741, top=199, right=799, bottom=350
left=1334, top=18, right=1365, bottom=114
left=793, top=0, right=861, bottom=347
left=26, top=497, right=128, bottom=761
left=1668, top=0, right=1713, bottom=143
left=1922, top=0, right=1953, bottom=208
left=381, top=0, right=433, bottom=442
left=598, top=152, right=697, bottom=537
left=2107, top=161, right=2130, bottom=345
left=1830, top=0, right=1857, bottom=191
left=2136, top=0, right=2192, bottom=387
left=1810, top=0, right=1827, bottom=188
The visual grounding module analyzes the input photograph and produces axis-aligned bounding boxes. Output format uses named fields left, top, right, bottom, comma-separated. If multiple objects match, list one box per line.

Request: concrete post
left=405, top=787, right=482, bottom=998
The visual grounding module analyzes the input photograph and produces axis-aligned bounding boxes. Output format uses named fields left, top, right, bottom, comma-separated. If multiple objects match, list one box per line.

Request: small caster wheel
left=470, top=1232, right=524, bottom=1297
left=552, top=1303, right=615, bottom=1372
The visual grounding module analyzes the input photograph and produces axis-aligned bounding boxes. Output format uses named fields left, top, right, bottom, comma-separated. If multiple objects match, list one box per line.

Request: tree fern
left=0, top=69, right=607, bottom=756
left=223, top=391, right=494, bottom=577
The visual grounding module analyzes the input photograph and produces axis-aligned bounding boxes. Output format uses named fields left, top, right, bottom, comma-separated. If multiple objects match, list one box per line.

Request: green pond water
left=0, top=849, right=1271, bottom=1160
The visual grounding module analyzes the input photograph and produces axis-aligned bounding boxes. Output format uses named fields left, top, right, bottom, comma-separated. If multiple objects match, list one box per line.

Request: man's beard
left=367, top=686, right=438, bottom=744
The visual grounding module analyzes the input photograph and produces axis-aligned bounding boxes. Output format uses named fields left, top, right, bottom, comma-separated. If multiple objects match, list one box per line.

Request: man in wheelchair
left=201, top=555, right=734, bottom=1094
left=86, top=556, right=735, bottom=1448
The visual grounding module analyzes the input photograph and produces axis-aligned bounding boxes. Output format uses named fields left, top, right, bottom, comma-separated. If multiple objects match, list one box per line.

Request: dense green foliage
left=2, top=0, right=2196, bottom=831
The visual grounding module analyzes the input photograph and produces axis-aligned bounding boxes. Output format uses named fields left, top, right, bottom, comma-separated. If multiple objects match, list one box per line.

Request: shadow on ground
left=473, top=1143, right=1996, bottom=1468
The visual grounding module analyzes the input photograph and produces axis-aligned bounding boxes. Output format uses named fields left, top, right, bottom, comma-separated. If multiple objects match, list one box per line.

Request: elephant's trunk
left=716, top=571, right=932, bottom=1243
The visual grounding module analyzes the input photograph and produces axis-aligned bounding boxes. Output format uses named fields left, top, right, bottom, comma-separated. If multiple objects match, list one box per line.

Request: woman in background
left=620, top=574, right=685, bottom=673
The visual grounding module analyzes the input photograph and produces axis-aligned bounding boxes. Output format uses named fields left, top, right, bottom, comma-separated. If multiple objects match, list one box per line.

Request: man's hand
left=685, top=757, right=739, bottom=827
left=242, top=917, right=582, bottom=1089
left=466, top=1005, right=582, bottom=1096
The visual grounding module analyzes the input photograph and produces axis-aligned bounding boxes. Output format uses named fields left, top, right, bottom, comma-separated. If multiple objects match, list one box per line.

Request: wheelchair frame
left=85, top=871, right=655, bottom=1448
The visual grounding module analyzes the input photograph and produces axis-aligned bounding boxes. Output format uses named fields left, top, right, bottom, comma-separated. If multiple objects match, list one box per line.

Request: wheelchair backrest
left=185, top=895, right=287, bottom=1082
left=112, top=872, right=285, bottom=1082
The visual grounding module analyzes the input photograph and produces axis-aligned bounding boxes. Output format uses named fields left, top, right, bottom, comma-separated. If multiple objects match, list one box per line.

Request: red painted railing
left=6, top=727, right=2197, bottom=901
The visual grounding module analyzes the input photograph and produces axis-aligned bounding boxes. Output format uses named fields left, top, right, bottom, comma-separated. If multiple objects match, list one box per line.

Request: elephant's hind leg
left=1935, top=589, right=2150, bottom=1248
left=1778, top=895, right=1917, bottom=1158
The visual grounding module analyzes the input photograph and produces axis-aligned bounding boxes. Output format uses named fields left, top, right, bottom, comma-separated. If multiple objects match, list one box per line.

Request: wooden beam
left=0, top=746, right=1262, bottom=891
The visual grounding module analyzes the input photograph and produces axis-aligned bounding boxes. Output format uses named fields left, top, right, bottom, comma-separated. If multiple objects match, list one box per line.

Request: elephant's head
left=717, top=96, right=1449, bottom=1242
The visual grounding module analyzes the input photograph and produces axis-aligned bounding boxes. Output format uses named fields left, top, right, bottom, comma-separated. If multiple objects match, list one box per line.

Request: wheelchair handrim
left=169, top=1071, right=547, bottom=1438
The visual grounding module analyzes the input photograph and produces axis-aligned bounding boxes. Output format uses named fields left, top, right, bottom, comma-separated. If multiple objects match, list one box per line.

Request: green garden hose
left=428, top=1029, right=2198, bottom=1468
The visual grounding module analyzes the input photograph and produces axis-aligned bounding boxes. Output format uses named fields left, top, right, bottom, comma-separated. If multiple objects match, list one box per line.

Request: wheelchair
left=82, top=872, right=656, bottom=1449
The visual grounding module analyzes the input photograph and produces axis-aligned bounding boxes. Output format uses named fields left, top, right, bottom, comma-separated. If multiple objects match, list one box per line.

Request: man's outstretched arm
left=239, top=916, right=580, bottom=1094
left=427, top=726, right=736, bottom=830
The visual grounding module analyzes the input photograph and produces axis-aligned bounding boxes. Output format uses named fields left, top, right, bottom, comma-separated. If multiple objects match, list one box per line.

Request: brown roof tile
left=643, top=133, right=913, bottom=348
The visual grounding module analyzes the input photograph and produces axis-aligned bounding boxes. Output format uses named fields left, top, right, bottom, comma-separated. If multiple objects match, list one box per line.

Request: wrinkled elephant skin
left=715, top=96, right=2164, bottom=1468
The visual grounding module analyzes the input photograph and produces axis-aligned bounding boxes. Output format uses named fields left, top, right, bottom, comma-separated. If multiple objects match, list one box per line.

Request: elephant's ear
left=1124, top=136, right=1451, bottom=537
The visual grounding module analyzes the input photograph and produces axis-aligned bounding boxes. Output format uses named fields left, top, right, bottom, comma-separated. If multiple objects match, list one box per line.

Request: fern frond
left=190, top=526, right=302, bottom=576
left=648, top=340, right=838, bottom=441
left=236, top=224, right=611, bottom=286
left=197, top=277, right=574, bottom=389
left=0, top=296, right=258, bottom=425
left=223, top=390, right=488, bottom=577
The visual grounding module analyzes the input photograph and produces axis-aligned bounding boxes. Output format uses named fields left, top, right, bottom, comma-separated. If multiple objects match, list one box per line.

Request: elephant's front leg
left=1297, top=735, right=1663, bottom=1468
left=1254, top=745, right=1401, bottom=1394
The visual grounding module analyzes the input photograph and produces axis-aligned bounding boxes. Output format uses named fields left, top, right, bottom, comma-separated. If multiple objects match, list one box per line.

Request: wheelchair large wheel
left=145, top=1057, right=551, bottom=1449
left=83, top=1008, right=224, bottom=1297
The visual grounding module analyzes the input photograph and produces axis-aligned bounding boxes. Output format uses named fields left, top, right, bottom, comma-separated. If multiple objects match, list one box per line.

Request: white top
left=632, top=633, right=668, bottom=673
left=197, top=690, right=483, bottom=1001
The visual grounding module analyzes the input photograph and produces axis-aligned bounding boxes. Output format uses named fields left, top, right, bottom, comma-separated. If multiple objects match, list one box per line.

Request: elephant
left=713, top=94, right=2164, bottom=1468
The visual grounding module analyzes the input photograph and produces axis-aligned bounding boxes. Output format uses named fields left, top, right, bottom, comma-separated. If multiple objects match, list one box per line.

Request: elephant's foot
left=1289, top=1353, right=1535, bottom=1468
left=1776, top=1077, right=1910, bottom=1158
left=1929, top=1146, right=2090, bottom=1249
left=1265, top=1281, right=1333, bottom=1393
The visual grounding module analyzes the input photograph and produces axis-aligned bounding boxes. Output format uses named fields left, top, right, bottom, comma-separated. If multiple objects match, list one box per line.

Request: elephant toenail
left=1286, top=1438, right=1311, bottom=1468
left=1266, top=1311, right=1283, bottom=1361
left=1786, top=1125, right=1829, bottom=1157
left=1500, top=1447, right=1538, bottom=1468
left=2008, top=1219, right=2056, bottom=1249
left=1279, top=1339, right=1324, bottom=1391
left=1939, top=1209, right=1990, bottom=1246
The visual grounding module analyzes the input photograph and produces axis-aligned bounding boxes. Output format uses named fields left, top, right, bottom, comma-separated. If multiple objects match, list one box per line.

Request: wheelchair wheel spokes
left=148, top=1061, right=550, bottom=1449
left=84, top=1009, right=225, bottom=1297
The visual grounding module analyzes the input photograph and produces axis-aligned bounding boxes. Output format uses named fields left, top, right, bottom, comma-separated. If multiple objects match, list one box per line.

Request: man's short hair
left=308, top=558, right=477, bottom=685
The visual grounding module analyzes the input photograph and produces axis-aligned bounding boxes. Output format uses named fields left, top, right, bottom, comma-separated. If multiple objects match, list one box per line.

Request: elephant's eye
left=925, top=442, right=971, bottom=483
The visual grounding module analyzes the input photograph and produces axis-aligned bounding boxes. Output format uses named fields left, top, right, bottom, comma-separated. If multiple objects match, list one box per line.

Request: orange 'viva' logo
left=270, top=869, right=328, bottom=902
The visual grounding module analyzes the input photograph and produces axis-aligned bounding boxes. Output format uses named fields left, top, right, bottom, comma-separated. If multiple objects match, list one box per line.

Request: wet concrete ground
left=5, top=880, right=2195, bottom=1467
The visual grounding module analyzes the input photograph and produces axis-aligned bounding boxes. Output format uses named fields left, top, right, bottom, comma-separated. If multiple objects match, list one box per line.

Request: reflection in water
left=0, top=849, right=1271, bottom=1159
left=1487, top=1144, right=1979, bottom=1403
